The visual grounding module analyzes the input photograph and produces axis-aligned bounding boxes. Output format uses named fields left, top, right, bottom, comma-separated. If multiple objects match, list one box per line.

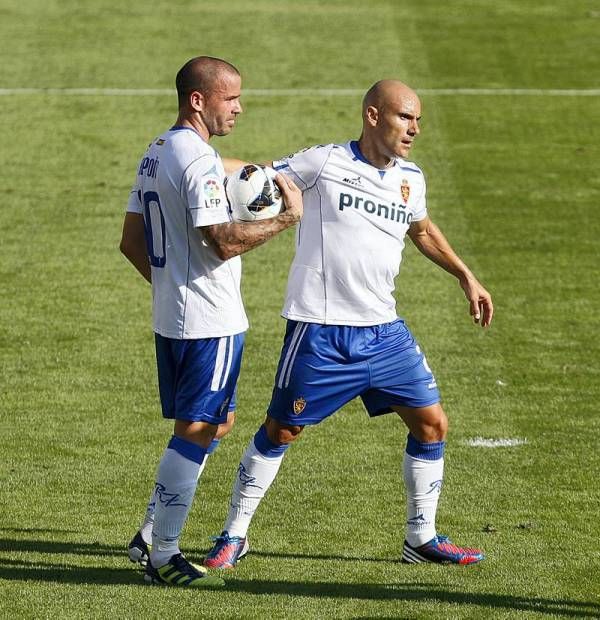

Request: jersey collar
left=170, top=125, right=205, bottom=139
left=349, top=140, right=397, bottom=179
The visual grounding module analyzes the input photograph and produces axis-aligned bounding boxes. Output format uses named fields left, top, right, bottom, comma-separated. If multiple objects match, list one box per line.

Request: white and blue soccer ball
left=226, top=164, right=283, bottom=222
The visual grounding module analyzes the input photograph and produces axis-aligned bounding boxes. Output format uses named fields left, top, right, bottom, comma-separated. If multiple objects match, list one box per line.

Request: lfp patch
left=203, top=177, right=222, bottom=207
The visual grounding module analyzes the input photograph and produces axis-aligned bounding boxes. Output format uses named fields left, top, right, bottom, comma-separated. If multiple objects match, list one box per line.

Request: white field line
left=0, top=87, right=599, bottom=97
left=465, top=437, right=528, bottom=448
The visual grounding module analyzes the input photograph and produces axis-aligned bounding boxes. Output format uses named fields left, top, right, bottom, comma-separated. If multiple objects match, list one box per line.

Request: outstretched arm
left=202, top=173, right=303, bottom=261
left=407, top=216, right=493, bottom=327
left=120, top=212, right=151, bottom=283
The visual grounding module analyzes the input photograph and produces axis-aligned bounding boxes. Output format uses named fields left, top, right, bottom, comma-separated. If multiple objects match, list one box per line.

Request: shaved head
left=362, top=80, right=418, bottom=116
left=359, top=79, right=422, bottom=165
left=176, top=56, right=240, bottom=108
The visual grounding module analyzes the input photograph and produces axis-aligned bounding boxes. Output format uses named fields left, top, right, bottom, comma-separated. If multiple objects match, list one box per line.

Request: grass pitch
left=1, top=1, right=599, bottom=618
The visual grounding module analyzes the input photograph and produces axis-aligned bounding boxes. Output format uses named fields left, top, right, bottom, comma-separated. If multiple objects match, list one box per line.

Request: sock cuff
left=206, top=439, right=220, bottom=455
left=253, top=425, right=290, bottom=458
left=406, top=433, right=445, bottom=461
left=167, top=435, right=208, bottom=465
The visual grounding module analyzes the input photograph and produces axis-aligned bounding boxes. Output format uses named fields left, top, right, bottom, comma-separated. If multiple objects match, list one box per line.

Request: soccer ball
left=226, top=164, right=283, bottom=222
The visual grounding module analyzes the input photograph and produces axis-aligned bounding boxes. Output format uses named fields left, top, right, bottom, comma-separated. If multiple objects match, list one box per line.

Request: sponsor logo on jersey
left=342, top=175, right=363, bottom=187
left=293, top=397, right=306, bottom=415
left=338, top=192, right=413, bottom=224
left=401, top=179, right=410, bottom=203
left=203, top=176, right=222, bottom=208
left=155, top=138, right=165, bottom=146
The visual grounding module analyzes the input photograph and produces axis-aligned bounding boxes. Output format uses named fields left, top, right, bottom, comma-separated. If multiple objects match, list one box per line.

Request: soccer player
left=119, top=56, right=302, bottom=587
left=204, top=79, right=494, bottom=569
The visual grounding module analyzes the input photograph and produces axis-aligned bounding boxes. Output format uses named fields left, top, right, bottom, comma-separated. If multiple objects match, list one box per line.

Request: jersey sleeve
left=272, top=144, right=333, bottom=191
left=182, top=155, right=231, bottom=227
left=411, top=175, right=427, bottom=222
left=126, top=178, right=143, bottom=214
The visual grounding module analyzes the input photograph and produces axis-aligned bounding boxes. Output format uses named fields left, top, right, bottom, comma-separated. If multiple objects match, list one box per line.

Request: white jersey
left=273, top=141, right=427, bottom=326
left=127, top=126, right=248, bottom=339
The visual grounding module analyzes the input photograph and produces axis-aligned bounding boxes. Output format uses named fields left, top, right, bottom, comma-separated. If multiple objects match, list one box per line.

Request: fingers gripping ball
left=226, top=164, right=283, bottom=222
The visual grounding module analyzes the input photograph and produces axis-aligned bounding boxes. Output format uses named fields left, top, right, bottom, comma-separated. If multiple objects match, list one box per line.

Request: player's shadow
left=1, top=536, right=364, bottom=564
left=1, top=535, right=598, bottom=618
left=226, top=579, right=600, bottom=618
left=0, top=554, right=598, bottom=618
left=0, top=535, right=124, bottom=558
left=0, top=533, right=140, bottom=586
left=0, top=556, right=142, bottom=585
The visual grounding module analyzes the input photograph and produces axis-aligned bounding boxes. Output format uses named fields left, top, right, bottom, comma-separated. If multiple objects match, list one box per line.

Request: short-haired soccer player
left=119, top=56, right=302, bottom=587
left=204, top=80, right=493, bottom=569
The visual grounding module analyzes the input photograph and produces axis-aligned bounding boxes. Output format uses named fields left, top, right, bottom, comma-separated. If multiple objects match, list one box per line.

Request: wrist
left=279, top=210, right=301, bottom=225
left=457, top=271, right=475, bottom=287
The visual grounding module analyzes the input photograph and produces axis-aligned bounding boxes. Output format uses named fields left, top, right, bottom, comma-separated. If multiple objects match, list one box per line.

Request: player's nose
left=411, top=119, right=420, bottom=135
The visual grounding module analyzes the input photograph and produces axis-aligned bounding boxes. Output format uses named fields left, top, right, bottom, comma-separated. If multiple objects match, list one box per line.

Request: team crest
left=400, top=179, right=410, bottom=203
left=293, top=397, right=306, bottom=415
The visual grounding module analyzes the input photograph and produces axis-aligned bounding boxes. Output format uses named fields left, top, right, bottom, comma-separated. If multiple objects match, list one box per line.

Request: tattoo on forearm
left=204, top=212, right=298, bottom=259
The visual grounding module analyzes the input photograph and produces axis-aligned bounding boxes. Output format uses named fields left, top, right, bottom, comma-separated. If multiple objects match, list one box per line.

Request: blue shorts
left=267, top=319, right=440, bottom=426
left=155, top=332, right=245, bottom=424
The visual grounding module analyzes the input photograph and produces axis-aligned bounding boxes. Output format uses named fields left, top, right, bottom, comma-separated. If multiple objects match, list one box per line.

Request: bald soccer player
left=204, top=80, right=493, bottom=568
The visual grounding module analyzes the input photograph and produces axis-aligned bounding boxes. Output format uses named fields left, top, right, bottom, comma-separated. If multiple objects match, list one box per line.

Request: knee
left=264, top=417, right=304, bottom=445
left=215, top=411, right=235, bottom=440
left=435, top=411, right=448, bottom=441
left=174, top=419, right=218, bottom=448
left=414, top=408, right=448, bottom=443
left=425, top=409, right=448, bottom=442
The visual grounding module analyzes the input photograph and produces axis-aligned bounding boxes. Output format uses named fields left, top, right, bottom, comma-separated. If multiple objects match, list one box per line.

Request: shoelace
left=207, top=534, right=243, bottom=559
left=209, top=533, right=244, bottom=545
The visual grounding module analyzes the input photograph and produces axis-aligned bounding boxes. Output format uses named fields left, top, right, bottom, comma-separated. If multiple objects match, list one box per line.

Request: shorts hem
left=162, top=410, right=228, bottom=425
left=367, top=396, right=440, bottom=417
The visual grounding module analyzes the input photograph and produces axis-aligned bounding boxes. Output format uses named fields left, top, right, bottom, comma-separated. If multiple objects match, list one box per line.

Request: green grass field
left=1, top=1, right=599, bottom=618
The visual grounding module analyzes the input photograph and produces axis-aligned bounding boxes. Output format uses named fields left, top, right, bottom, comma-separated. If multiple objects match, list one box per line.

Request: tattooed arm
left=201, top=173, right=303, bottom=261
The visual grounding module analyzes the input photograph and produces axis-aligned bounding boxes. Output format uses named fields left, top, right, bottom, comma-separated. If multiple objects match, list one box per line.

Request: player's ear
left=189, top=90, right=205, bottom=112
left=365, top=105, right=379, bottom=127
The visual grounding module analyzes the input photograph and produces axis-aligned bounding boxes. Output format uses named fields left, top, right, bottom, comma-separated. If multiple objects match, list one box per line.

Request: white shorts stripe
left=220, top=336, right=234, bottom=390
left=282, top=324, right=308, bottom=389
left=277, top=323, right=308, bottom=389
left=211, top=337, right=228, bottom=391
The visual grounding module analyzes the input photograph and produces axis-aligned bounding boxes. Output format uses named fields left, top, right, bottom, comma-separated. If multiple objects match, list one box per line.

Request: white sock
left=403, top=452, right=444, bottom=547
left=224, top=439, right=285, bottom=538
left=150, top=445, right=204, bottom=567
left=139, top=489, right=156, bottom=545
left=139, top=455, right=208, bottom=546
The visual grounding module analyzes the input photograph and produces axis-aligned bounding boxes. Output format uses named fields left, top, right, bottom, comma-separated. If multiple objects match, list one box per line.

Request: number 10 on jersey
left=143, top=191, right=166, bottom=268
